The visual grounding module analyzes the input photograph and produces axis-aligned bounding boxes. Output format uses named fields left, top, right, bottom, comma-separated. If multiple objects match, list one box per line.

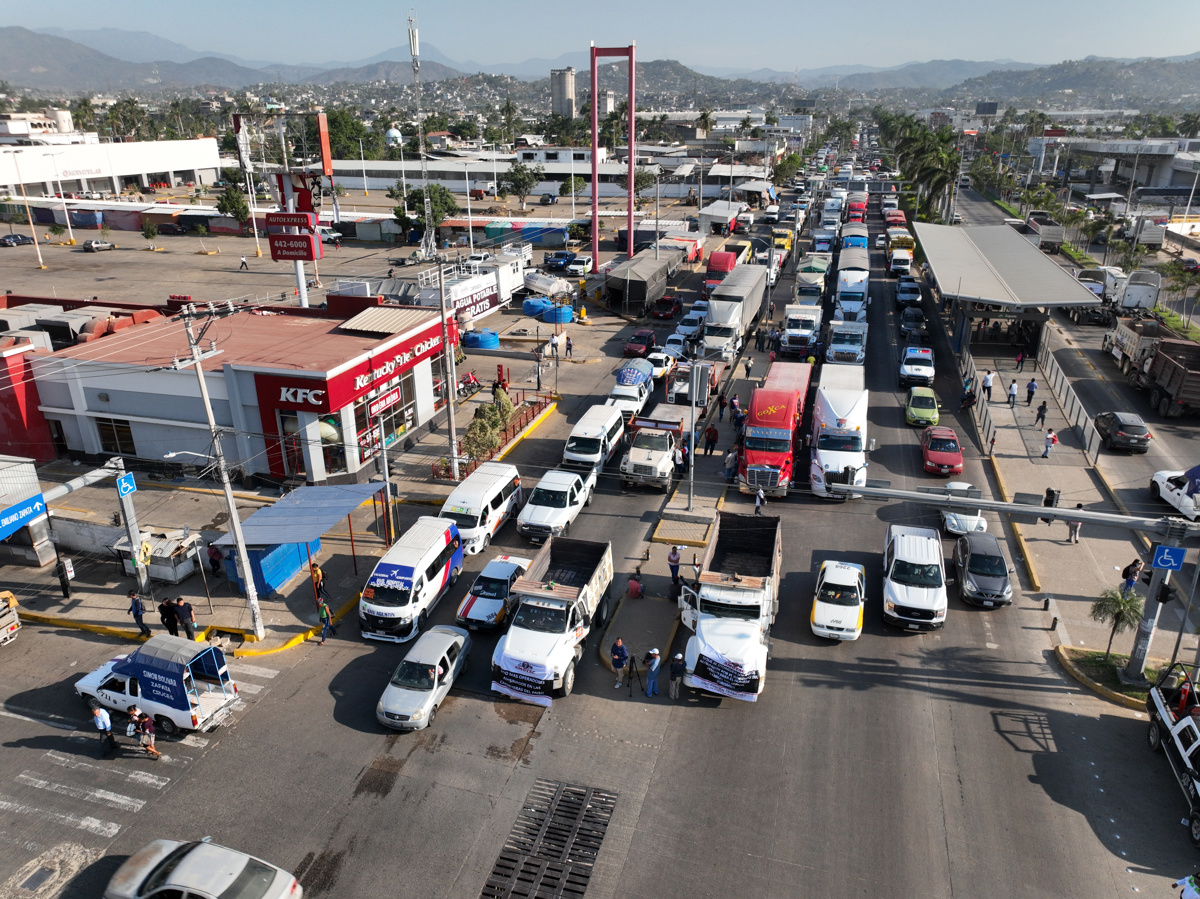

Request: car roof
left=891, top=530, right=943, bottom=564
left=537, top=470, right=580, bottom=488
left=166, top=842, right=257, bottom=895
left=902, top=346, right=933, bottom=360
left=405, top=626, right=466, bottom=663
left=908, top=386, right=936, bottom=398
left=632, top=329, right=655, bottom=338
left=961, top=531, right=1004, bottom=555
left=820, top=560, right=864, bottom=584
left=925, top=426, right=958, bottom=439
left=1109, top=411, right=1146, bottom=425
left=479, top=556, right=531, bottom=579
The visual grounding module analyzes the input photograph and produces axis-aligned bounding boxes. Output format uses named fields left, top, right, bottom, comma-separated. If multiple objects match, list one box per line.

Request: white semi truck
left=809, top=364, right=869, bottom=500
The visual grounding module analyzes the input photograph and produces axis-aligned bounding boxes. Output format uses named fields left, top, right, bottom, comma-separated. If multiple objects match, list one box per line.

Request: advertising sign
left=269, top=233, right=322, bottom=262
left=691, top=643, right=760, bottom=702
left=266, top=212, right=317, bottom=230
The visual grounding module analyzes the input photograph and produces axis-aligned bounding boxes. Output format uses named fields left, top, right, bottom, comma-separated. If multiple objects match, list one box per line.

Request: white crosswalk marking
left=65, top=733, right=192, bottom=766
left=15, top=772, right=145, bottom=813
left=43, top=751, right=170, bottom=789
left=235, top=682, right=263, bottom=695
left=0, top=706, right=77, bottom=731
left=228, top=663, right=279, bottom=679
left=0, top=794, right=120, bottom=837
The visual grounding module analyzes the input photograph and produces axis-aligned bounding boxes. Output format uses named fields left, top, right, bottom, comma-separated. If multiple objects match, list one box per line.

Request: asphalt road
left=1, top=187, right=1191, bottom=899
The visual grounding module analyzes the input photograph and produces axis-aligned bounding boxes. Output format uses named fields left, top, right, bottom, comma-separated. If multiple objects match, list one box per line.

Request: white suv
left=882, top=524, right=952, bottom=631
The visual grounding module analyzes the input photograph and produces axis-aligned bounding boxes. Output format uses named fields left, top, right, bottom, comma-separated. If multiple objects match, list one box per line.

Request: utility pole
left=1126, top=521, right=1190, bottom=682
left=687, top=363, right=697, bottom=512
left=112, top=457, right=150, bottom=598
left=172, top=303, right=265, bottom=640
left=437, top=265, right=460, bottom=479
left=409, top=12, right=438, bottom=262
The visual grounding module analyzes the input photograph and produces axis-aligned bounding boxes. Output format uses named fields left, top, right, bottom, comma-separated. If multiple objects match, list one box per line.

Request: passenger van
left=438, top=462, right=523, bottom=554
left=360, top=517, right=464, bottom=642
left=562, top=404, right=625, bottom=473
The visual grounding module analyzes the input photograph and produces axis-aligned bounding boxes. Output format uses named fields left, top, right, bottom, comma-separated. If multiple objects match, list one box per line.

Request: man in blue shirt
left=645, top=648, right=661, bottom=698
left=611, top=638, right=628, bottom=689
left=93, top=706, right=116, bottom=757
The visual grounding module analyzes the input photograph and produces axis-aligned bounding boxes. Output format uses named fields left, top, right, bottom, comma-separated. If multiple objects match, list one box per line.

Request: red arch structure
left=590, top=42, right=636, bottom=274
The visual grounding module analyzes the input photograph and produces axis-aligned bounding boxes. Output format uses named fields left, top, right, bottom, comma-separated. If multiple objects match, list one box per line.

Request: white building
left=0, top=139, right=221, bottom=196
left=550, top=68, right=577, bottom=119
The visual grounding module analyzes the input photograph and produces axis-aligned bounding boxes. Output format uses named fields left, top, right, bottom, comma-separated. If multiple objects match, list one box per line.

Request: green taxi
left=905, top=387, right=941, bottom=427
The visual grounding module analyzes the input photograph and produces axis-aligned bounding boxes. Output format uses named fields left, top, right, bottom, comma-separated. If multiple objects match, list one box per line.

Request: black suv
left=1093, top=411, right=1152, bottom=453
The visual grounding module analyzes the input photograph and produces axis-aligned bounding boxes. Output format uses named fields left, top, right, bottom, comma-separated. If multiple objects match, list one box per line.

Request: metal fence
left=431, top=392, right=555, bottom=481
left=1037, top=338, right=1101, bottom=463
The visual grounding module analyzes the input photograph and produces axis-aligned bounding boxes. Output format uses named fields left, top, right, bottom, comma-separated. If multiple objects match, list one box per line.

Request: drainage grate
left=481, top=779, right=619, bottom=899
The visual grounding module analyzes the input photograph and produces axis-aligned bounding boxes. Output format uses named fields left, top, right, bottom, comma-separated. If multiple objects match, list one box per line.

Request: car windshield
left=967, top=553, right=1008, bottom=578
left=439, top=510, right=480, bottom=530
left=529, top=487, right=568, bottom=508
left=390, top=660, right=435, bottom=690
left=819, top=582, right=860, bottom=606
left=910, top=395, right=937, bottom=410
left=744, top=434, right=792, bottom=453
left=633, top=432, right=671, bottom=451
left=928, top=438, right=959, bottom=453
left=682, top=317, right=702, bottom=327
left=698, top=597, right=760, bottom=620
left=817, top=434, right=863, bottom=452
left=362, top=582, right=411, bottom=608
left=471, top=575, right=510, bottom=599
left=786, top=317, right=815, bottom=330
left=903, top=310, right=925, bottom=323
left=891, top=560, right=943, bottom=588
left=566, top=436, right=601, bottom=455
left=218, top=858, right=280, bottom=899
left=511, top=604, right=568, bottom=633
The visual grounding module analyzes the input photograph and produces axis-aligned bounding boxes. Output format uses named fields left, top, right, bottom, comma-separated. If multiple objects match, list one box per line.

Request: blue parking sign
left=1152, top=544, right=1185, bottom=572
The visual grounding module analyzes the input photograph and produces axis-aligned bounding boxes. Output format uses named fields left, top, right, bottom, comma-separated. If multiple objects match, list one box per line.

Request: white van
left=438, top=462, right=523, bottom=555
left=359, top=517, right=464, bottom=642
left=562, top=404, right=625, bottom=473
left=316, top=225, right=342, bottom=244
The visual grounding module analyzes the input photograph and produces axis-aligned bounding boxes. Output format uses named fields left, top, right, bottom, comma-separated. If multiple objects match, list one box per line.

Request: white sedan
left=662, top=333, right=690, bottom=360
left=105, top=839, right=300, bottom=899
left=810, top=560, right=866, bottom=641
left=377, top=625, right=472, bottom=730
left=1150, top=470, right=1200, bottom=521
left=940, top=481, right=988, bottom=535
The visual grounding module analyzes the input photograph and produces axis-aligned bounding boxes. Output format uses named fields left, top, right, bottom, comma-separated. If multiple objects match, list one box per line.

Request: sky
left=9, top=0, right=1199, bottom=72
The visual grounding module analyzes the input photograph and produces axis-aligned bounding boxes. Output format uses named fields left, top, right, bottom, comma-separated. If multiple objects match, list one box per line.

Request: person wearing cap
left=669, top=653, right=686, bottom=700
left=645, top=648, right=661, bottom=698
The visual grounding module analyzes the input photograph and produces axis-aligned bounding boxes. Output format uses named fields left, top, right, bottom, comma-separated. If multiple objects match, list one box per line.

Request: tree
left=392, top=183, right=460, bottom=233
left=559, top=175, right=587, bottom=198
left=461, top=418, right=501, bottom=462
left=216, top=186, right=251, bottom=225
left=500, top=98, right=522, bottom=144
left=1090, top=587, right=1144, bottom=660
left=617, top=166, right=656, bottom=200
left=499, top=161, right=544, bottom=209
left=1180, top=113, right=1200, bottom=140
left=71, top=96, right=96, bottom=131
left=738, top=115, right=753, bottom=136
left=309, top=108, right=372, bottom=162
left=449, top=119, right=480, bottom=141
left=141, top=221, right=158, bottom=244
left=696, top=109, right=715, bottom=135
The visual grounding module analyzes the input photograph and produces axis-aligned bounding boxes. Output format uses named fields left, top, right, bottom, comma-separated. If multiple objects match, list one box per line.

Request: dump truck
left=678, top=512, right=782, bottom=702
left=1024, top=210, right=1066, bottom=253
left=1132, top=339, right=1200, bottom=418
left=1103, top=317, right=1177, bottom=374
left=491, top=538, right=614, bottom=705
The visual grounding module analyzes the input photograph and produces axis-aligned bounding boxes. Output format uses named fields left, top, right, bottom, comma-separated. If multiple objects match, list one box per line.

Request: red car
left=921, top=426, right=964, bottom=476
left=623, top=329, right=657, bottom=357
left=651, top=295, right=683, bottom=319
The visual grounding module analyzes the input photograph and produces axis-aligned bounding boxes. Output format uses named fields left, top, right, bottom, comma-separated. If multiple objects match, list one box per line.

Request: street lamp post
left=43, top=152, right=75, bottom=245
left=358, top=138, right=369, bottom=196
left=2, top=150, right=46, bottom=269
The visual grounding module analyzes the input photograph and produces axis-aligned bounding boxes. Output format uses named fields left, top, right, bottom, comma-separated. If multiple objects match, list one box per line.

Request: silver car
left=105, top=839, right=300, bottom=899
left=376, top=625, right=471, bottom=730
left=953, top=532, right=1013, bottom=608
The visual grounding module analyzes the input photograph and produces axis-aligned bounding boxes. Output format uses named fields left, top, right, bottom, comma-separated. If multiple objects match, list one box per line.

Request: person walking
left=1034, top=400, right=1048, bottom=428
left=317, top=598, right=336, bottom=645
left=239, top=255, right=249, bottom=271
left=158, top=598, right=178, bottom=637
left=1015, top=351, right=1025, bottom=371
left=669, top=653, right=686, bottom=700
left=645, top=649, right=661, bottom=698
left=1025, top=378, right=1038, bottom=406
left=565, top=335, right=573, bottom=358
left=730, top=395, right=740, bottom=415
left=174, top=597, right=196, bottom=641
left=667, top=546, right=681, bottom=583
left=981, top=370, right=994, bottom=402
left=754, top=327, right=765, bottom=352
left=611, top=638, right=629, bottom=689
left=674, top=446, right=685, bottom=476
left=1008, top=380, right=1018, bottom=407
left=136, top=713, right=162, bottom=760
left=724, top=448, right=738, bottom=483
left=548, top=333, right=559, bottom=358
left=311, top=562, right=331, bottom=600
left=1067, top=504, right=1083, bottom=544
left=387, top=267, right=395, bottom=279
left=769, top=300, right=776, bottom=320
left=93, top=706, right=116, bottom=758
left=1121, top=559, right=1144, bottom=595
left=755, top=487, right=765, bottom=516
left=718, top=394, right=727, bottom=422
left=1041, top=428, right=1057, bottom=458
left=127, top=590, right=151, bottom=638
left=744, top=358, right=754, bottom=379
left=207, top=544, right=223, bottom=576
left=704, top=424, right=719, bottom=455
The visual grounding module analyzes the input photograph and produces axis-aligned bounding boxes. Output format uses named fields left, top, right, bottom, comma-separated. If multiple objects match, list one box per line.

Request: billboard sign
left=266, top=212, right=316, bottom=230
left=269, top=233, right=322, bottom=262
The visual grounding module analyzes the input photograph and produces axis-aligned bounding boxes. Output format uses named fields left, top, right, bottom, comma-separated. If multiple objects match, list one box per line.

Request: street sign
left=63, top=558, right=75, bottom=579
left=117, top=472, right=137, bottom=497
left=0, top=493, right=46, bottom=542
left=1152, top=543, right=1185, bottom=571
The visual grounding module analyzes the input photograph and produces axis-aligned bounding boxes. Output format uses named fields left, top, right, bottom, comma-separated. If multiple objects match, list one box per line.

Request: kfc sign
left=279, top=386, right=326, bottom=406
left=352, top=335, right=442, bottom=391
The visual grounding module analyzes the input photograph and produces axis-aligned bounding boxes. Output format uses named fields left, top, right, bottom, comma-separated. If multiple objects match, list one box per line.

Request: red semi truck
left=739, top=362, right=814, bottom=496
left=704, top=250, right=737, bottom=296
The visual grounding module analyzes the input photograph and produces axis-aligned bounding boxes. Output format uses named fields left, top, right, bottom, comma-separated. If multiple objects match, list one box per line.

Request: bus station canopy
left=912, top=223, right=1098, bottom=309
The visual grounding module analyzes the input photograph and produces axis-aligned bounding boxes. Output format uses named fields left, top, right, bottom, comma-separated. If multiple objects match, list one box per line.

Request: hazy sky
left=11, top=0, right=1198, bottom=71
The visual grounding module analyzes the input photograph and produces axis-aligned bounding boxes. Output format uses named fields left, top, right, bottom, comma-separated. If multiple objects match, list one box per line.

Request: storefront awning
left=214, top=484, right=386, bottom=547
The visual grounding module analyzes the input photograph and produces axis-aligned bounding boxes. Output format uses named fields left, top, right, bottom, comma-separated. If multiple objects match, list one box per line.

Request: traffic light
left=1156, top=581, right=1178, bottom=604
left=1041, top=487, right=1061, bottom=523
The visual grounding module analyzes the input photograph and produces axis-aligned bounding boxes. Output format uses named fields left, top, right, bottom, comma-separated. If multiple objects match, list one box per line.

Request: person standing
left=207, top=544, right=223, bottom=576
left=1042, top=428, right=1057, bottom=458
left=744, top=357, right=754, bottom=379
left=158, top=598, right=178, bottom=637
left=239, top=255, right=249, bottom=271
left=1121, top=558, right=1143, bottom=595
left=312, top=562, right=331, bottom=600
left=667, top=546, right=681, bottom=583
left=1034, top=400, right=1048, bottom=428
left=548, top=333, right=559, bottom=358
left=645, top=649, right=661, bottom=698
left=768, top=300, right=776, bottom=320
left=93, top=706, right=116, bottom=758
left=704, top=424, right=719, bottom=455
left=718, top=394, right=727, bottom=422
left=981, top=370, right=994, bottom=402
left=1026, top=378, right=1038, bottom=405
left=1067, top=503, right=1083, bottom=544
left=1008, top=380, right=1018, bottom=407
left=317, top=598, right=336, bottom=645
left=387, top=267, right=395, bottom=279
left=1015, top=351, right=1025, bottom=371
left=565, top=335, right=573, bottom=358
left=669, top=653, right=686, bottom=700
left=755, top=488, right=765, bottom=516
left=174, top=597, right=196, bottom=641
left=611, top=638, right=629, bottom=689
left=136, top=713, right=162, bottom=760
left=127, top=590, right=151, bottom=638
left=674, top=445, right=685, bottom=476
left=724, top=448, right=738, bottom=483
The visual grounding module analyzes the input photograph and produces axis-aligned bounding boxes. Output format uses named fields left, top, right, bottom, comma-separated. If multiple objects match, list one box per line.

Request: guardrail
left=1037, top=338, right=1101, bottom=462
left=430, top=392, right=554, bottom=481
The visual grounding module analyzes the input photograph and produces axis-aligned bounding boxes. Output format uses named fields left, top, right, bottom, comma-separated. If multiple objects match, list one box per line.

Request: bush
left=48, top=223, right=65, bottom=237
left=495, top=389, right=515, bottom=426
left=461, top=418, right=501, bottom=460
left=475, top=403, right=502, bottom=431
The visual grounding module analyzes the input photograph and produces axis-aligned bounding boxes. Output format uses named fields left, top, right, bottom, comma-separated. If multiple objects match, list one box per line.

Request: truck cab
left=810, top=365, right=869, bottom=499
left=781, top=303, right=821, bottom=356
left=1146, top=663, right=1200, bottom=848
left=620, top=404, right=685, bottom=491
left=826, top=320, right=868, bottom=365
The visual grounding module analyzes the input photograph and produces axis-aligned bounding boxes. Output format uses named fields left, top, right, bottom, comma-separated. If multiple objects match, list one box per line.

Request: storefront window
left=353, top=368, right=417, bottom=464
left=96, top=417, right=136, bottom=455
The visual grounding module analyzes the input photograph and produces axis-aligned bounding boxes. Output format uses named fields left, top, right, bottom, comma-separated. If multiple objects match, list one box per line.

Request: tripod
left=627, top=654, right=645, bottom=698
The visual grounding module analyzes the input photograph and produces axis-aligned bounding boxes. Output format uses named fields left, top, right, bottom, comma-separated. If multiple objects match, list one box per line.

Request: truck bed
left=515, top=538, right=610, bottom=592
left=705, top=513, right=779, bottom=577
left=1152, top=340, right=1200, bottom=405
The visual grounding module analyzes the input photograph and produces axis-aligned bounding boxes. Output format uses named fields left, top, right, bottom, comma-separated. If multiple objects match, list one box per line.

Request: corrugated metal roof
left=214, top=484, right=386, bottom=547
left=912, top=224, right=1098, bottom=309
left=340, top=306, right=439, bottom=336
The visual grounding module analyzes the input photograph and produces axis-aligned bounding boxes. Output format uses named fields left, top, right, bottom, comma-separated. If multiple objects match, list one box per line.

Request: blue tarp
left=112, top=635, right=230, bottom=710
left=615, top=358, right=653, bottom=386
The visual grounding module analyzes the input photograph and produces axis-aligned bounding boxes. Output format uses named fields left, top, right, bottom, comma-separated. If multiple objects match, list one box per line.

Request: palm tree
left=1180, top=113, right=1200, bottom=140
left=738, top=115, right=753, bottom=136
left=1090, top=587, right=1143, bottom=660
left=500, top=98, right=521, bottom=144
left=72, top=96, right=96, bottom=132
left=696, top=108, right=714, bottom=135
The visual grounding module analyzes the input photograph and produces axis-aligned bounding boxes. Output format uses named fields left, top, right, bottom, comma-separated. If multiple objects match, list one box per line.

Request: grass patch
left=1065, top=647, right=1162, bottom=703
left=1061, top=245, right=1098, bottom=267
left=1153, top=305, right=1200, bottom=342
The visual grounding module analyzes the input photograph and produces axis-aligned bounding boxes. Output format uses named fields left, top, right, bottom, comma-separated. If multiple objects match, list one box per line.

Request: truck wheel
left=1190, top=811, right=1200, bottom=850
left=595, top=598, right=609, bottom=628
left=585, top=490, right=593, bottom=507
left=1150, top=388, right=1162, bottom=409
left=450, top=566, right=461, bottom=587
left=156, top=716, right=179, bottom=737
left=558, top=662, right=576, bottom=698
left=417, top=610, right=428, bottom=634
left=1159, top=397, right=1172, bottom=418
left=1150, top=480, right=1162, bottom=500
left=1148, top=717, right=1164, bottom=752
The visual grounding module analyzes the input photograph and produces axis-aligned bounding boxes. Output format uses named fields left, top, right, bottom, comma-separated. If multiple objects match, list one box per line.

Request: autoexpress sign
left=0, top=493, right=47, bottom=542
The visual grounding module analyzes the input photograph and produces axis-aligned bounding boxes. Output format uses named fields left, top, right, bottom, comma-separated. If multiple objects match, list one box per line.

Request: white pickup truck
left=882, top=524, right=952, bottom=631
left=491, top=538, right=614, bottom=705
left=1146, top=663, right=1200, bottom=848
left=516, top=469, right=596, bottom=542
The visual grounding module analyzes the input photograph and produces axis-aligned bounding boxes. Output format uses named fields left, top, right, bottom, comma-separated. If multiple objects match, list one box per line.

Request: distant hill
left=949, top=54, right=1200, bottom=102
left=840, top=59, right=1038, bottom=91
left=34, top=27, right=279, bottom=69
left=311, top=59, right=462, bottom=86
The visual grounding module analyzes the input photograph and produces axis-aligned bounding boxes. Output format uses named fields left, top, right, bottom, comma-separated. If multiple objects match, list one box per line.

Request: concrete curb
left=496, top=401, right=557, bottom=461
left=1092, top=463, right=1154, bottom=553
left=986, top=453, right=1043, bottom=592
left=1054, top=644, right=1146, bottom=711
left=230, top=595, right=358, bottom=657
left=596, top=594, right=682, bottom=677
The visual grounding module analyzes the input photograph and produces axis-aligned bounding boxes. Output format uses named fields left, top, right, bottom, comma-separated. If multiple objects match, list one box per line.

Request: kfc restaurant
left=30, top=303, right=458, bottom=486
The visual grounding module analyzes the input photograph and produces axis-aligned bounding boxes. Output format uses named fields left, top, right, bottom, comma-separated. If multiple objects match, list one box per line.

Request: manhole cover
left=20, top=869, right=53, bottom=892
left=481, top=779, right=618, bottom=898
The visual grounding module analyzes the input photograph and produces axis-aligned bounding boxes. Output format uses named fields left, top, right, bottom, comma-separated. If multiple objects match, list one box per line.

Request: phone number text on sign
left=268, top=234, right=322, bottom=262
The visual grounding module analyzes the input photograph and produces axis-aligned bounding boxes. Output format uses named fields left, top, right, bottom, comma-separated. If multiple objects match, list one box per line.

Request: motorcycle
left=457, top=371, right=482, bottom=397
